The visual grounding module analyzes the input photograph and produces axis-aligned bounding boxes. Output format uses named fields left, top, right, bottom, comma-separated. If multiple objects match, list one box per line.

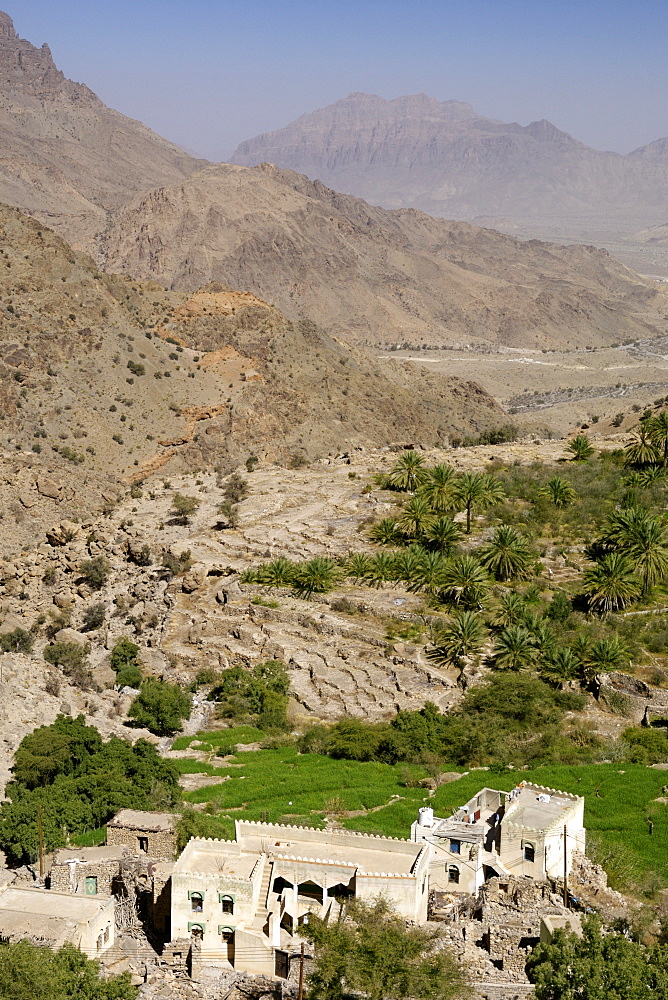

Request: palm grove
left=243, top=422, right=668, bottom=762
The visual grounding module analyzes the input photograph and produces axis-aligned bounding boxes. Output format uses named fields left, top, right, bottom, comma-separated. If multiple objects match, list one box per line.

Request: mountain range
left=0, top=11, right=666, bottom=352
left=231, top=92, right=668, bottom=229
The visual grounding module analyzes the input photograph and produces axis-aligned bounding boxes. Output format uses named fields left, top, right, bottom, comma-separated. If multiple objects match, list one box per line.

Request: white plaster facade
left=0, top=885, right=115, bottom=958
left=171, top=820, right=430, bottom=976
left=411, top=782, right=586, bottom=894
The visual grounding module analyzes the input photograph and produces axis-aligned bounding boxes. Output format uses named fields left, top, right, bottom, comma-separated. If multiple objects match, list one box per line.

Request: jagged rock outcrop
left=0, top=11, right=202, bottom=247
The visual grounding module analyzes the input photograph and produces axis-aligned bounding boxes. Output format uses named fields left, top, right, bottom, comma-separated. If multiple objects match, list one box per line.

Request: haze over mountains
left=231, top=93, right=668, bottom=272
left=0, top=10, right=666, bottom=354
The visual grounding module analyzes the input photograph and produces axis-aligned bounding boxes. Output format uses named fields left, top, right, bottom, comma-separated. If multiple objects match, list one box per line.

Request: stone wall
left=49, top=859, right=121, bottom=897
left=107, top=826, right=177, bottom=860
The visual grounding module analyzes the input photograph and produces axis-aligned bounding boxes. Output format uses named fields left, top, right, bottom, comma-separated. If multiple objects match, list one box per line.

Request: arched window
left=190, top=924, right=204, bottom=940
left=448, top=865, right=460, bottom=884
left=191, top=892, right=204, bottom=913
left=523, top=843, right=535, bottom=863
left=221, top=895, right=234, bottom=915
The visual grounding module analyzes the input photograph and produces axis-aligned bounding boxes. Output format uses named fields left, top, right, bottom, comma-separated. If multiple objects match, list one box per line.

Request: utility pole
left=563, top=824, right=568, bottom=908
left=298, top=942, right=305, bottom=1000
left=37, top=803, right=44, bottom=879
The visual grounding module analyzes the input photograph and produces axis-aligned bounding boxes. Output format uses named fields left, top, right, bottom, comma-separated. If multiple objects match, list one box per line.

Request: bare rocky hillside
left=0, top=11, right=202, bottom=248
left=231, top=92, right=668, bottom=227
left=0, top=203, right=502, bottom=547
left=102, top=162, right=668, bottom=349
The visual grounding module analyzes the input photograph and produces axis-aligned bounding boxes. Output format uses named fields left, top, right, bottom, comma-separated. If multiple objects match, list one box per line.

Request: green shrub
left=0, top=628, right=33, bottom=653
left=129, top=679, right=191, bottom=736
left=78, top=556, right=110, bottom=590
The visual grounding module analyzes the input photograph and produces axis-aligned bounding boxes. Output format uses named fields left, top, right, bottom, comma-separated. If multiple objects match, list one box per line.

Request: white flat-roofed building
left=412, top=782, right=585, bottom=894
left=0, top=885, right=115, bottom=958
left=171, top=820, right=430, bottom=976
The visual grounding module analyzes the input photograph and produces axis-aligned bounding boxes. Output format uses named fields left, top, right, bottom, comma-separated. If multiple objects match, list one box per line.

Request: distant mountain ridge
left=231, top=92, right=668, bottom=222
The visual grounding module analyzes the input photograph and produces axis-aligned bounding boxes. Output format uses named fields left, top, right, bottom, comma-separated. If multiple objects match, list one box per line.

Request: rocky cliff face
left=102, top=162, right=668, bottom=350
left=231, top=92, right=668, bottom=223
left=0, top=11, right=203, bottom=248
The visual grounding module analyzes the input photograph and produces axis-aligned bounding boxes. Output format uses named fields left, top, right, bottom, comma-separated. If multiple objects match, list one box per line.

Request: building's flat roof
left=174, top=843, right=259, bottom=879
left=504, top=786, right=577, bottom=831
left=53, top=846, right=129, bottom=864
left=240, top=831, right=422, bottom=875
left=0, top=886, right=110, bottom=919
left=107, top=809, right=176, bottom=832
left=176, top=831, right=424, bottom=879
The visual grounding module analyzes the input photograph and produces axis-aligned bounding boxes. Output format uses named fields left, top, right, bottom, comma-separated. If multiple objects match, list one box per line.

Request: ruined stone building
left=49, top=845, right=131, bottom=897
left=106, top=809, right=177, bottom=859
left=411, top=782, right=585, bottom=894
left=170, top=820, right=430, bottom=976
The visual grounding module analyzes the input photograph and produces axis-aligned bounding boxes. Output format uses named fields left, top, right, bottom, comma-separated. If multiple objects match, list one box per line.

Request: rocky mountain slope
left=0, top=202, right=501, bottom=547
left=0, top=11, right=202, bottom=248
left=231, top=92, right=668, bottom=225
left=101, top=162, right=668, bottom=349
left=1, top=16, right=667, bottom=351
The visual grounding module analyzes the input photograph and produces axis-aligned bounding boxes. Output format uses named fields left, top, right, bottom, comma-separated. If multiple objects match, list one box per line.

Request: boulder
left=53, top=591, right=73, bottom=609
left=216, top=576, right=242, bottom=605
left=37, top=477, right=62, bottom=500
left=46, top=521, right=80, bottom=546
left=181, top=566, right=207, bottom=593
left=54, top=627, right=89, bottom=646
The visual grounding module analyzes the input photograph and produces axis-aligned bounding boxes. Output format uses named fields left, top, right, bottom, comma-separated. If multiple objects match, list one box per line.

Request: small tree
left=301, top=897, right=467, bottom=1000
left=0, top=628, right=34, bottom=653
left=171, top=493, right=200, bottom=525
left=129, top=679, right=191, bottom=736
left=43, top=641, right=92, bottom=689
left=78, top=556, right=110, bottom=590
left=82, top=603, right=106, bottom=631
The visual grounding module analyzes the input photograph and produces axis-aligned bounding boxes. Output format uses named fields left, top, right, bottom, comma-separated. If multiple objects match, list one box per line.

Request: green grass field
left=177, top=728, right=668, bottom=891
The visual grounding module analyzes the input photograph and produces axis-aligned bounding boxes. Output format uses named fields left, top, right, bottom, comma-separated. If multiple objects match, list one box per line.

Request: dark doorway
left=275, top=950, right=289, bottom=979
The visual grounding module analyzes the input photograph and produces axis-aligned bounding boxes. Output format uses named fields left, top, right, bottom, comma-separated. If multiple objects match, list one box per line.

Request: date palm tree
left=602, top=507, right=668, bottom=595
left=439, top=555, right=490, bottom=608
left=292, top=557, right=339, bottom=598
left=540, top=648, right=579, bottom=689
left=407, top=550, right=448, bottom=595
left=417, top=464, right=458, bottom=512
left=492, top=625, right=538, bottom=671
left=581, top=635, right=629, bottom=685
left=567, top=434, right=595, bottom=462
left=648, top=411, right=668, bottom=466
left=478, top=525, right=534, bottom=582
left=366, top=552, right=397, bottom=589
left=253, top=557, right=295, bottom=587
left=423, top=516, right=462, bottom=555
left=345, top=552, right=374, bottom=584
left=386, top=450, right=428, bottom=492
left=624, top=427, right=660, bottom=468
left=392, top=545, right=424, bottom=585
left=488, top=591, right=531, bottom=629
left=537, top=476, right=577, bottom=508
left=582, top=552, right=640, bottom=613
left=395, top=495, right=435, bottom=540
left=369, top=518, right=401, bottom=546
left=428, top=611, right=487, bottom=669
left=453, top=472, right=505, bottom=534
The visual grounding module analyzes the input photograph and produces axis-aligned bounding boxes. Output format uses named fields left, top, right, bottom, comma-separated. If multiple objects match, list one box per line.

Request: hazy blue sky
left=10, top=0, right=668, bottom=160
